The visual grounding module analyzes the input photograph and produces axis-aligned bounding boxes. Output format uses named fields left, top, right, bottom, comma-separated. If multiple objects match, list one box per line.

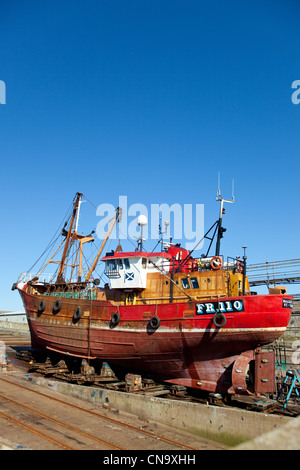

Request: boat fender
left=53, top=299, right=62, bottom=314
left=73, top=307, right=83, bottom=322
left=212, top=313, right=226, bottom=328
left=110, top=312, right=121, bottom=328
left=210, top=256, right=223, bottom=270
left=38, top=300, right=46, bottom=313
left=149, top=315, right=160, bottom=330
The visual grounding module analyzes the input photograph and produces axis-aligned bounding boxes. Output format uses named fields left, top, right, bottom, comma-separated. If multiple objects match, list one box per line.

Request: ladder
left=277, top=369, right=300, bottom=410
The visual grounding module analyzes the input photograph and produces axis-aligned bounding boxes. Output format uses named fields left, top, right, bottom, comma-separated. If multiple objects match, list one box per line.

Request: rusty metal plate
left=254, top=350, right=275, bottom=394
left=231, top=350, right=254, bottom=395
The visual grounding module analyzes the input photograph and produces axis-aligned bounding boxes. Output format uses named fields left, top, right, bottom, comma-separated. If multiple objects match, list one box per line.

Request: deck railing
left=17, top=272, right=56, bottom=283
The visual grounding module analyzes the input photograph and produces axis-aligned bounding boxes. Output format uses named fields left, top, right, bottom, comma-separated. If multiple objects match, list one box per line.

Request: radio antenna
left=215, top=173, right=234, bottom=256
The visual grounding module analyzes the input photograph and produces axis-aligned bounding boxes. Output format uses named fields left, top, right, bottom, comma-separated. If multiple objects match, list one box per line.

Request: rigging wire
left=25, top=193, right=171, bottom=283
left=26, top=200, right=74, bottom=274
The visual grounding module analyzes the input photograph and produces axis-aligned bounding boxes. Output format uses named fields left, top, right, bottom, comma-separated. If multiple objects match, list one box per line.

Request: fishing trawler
left=13, top=192, right=293, bottom=396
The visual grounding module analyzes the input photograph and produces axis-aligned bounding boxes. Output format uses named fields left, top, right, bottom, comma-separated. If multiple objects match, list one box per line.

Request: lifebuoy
left=212, top=313, right=227, bottom=328
left=110, top=312, right=121, bottom=328
left=53, top=299, right=62, bottom=314
left=210, top=256, right=223, bottom=270
left=236, top=260, right=244, bottom=273
left=38, top=300, right=46, bottom=313
left=73, top=306, right=83, bottom=322
left=149, top=315, right=160, bottom=330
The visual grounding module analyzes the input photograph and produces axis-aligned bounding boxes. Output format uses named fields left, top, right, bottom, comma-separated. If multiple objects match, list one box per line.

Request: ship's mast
left=85, top=207, right=121, bottom=281
left=57, top=192, right=83, bottom=283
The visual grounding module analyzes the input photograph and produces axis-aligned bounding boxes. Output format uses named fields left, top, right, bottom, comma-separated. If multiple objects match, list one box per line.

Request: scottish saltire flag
left=125, top=272, right=134, bottom=281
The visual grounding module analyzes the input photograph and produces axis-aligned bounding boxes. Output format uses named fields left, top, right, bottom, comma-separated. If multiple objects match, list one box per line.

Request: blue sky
left=1, top=0, right=300, bottom=310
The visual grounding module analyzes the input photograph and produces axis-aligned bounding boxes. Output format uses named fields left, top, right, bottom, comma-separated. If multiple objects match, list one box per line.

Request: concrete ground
left=234, top=414, right=300, bottom=450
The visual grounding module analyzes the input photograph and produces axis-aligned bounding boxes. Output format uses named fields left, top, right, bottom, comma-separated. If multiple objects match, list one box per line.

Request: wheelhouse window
left=142, top=257, right=147, bottom=269
left=105, top=258, right=122, bottom=278
left=181, top=278, right=190, bottom=289
left=124, top=258, right=130, bottom=270
left=107, top=259, right=117, bottom=271
left=190, top=277, right=199, bottom=289
left=118, top=259, right=123, bottom=270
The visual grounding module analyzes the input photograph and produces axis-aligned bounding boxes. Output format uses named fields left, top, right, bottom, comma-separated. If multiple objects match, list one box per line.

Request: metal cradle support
left=277, top=369, right=300, bottom=410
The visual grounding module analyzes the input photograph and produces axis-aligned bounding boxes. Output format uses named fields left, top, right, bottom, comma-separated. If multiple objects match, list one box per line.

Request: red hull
left=19, top=287, right=292, bottom=394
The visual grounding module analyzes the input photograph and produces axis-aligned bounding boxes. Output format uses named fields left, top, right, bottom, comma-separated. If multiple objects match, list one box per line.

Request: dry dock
left=0, top=313, right=299, bottom=450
